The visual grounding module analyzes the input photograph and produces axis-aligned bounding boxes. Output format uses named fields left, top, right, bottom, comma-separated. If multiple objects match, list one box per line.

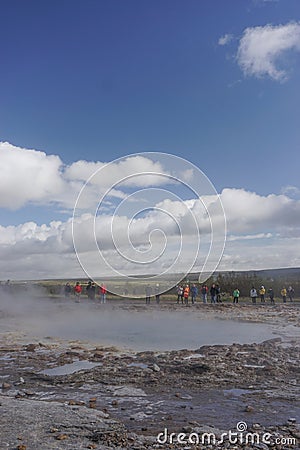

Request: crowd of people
left=176, top=283, right=222, bottom=305
left=246, top=285, right=295, bottom=304
left=173, top=283, right=296, bottom=306
left=2, top=278, right=295, bottom=306
left=64, top=281, right=107, bottom=303
left=63, top=280, right=296, bottom=305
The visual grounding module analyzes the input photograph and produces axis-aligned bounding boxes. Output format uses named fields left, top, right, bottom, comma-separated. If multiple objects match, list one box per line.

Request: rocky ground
left=0, top=300, right=299, bottom=449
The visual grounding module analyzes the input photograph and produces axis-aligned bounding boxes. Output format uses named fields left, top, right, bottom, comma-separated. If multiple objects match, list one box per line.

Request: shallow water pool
left=0, top=299, right=276, bottom=351
left=37, top=307, right=275, bottom=351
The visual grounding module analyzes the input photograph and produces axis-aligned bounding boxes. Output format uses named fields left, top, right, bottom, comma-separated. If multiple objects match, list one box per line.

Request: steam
left=0, top=287, right=275, bottom=351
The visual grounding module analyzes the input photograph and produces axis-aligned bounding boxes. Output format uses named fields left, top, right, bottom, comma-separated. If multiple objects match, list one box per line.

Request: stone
left=25, top=344, right=36, bottom=352
left=244, top=405, right=254, bottom=412
left=56, top=434, right=68, bottom=440
left=24, top=390, right=35, bottom=396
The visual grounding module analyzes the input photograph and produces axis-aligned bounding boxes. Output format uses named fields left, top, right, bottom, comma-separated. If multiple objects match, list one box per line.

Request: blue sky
left=0, top=0, right=300, bottom=281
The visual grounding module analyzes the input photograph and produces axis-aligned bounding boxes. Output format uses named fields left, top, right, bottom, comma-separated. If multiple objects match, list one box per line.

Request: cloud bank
left=0, top=142, right=170, bottom=210
left=0, top=142, right=299, bottom=279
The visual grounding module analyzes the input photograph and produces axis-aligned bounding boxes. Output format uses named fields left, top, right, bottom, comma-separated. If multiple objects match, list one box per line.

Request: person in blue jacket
left=191, top=284, right=198, bottom=304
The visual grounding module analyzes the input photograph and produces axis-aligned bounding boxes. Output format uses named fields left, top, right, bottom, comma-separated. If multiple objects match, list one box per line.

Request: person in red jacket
left=74, top=282, right=82, bottom=302
left=99, top=283, right=107, bottom=304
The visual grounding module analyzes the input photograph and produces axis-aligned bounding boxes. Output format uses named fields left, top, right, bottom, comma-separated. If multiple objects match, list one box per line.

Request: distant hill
left=187, top=267, right=300, bottom=280
left=254, top=267, right=300, bottom=280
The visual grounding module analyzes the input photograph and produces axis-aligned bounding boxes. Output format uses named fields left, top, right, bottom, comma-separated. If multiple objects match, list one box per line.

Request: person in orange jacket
left=183, top=285, right=190, bottom=306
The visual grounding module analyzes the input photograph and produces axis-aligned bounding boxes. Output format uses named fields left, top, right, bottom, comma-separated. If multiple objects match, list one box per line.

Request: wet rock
left=130, top=412, right=148, bottom=421
left=289, top=427, right=300, bottom=439
left=88, top=398, right=97, bottom=409
left=193, top=425, right=225, bottom=440
left=254, top=444, right=269, bottom=450
left=56, top=434, right=68, bottom=440
left=92, top=351, right=105, bottom=360
left=23, top=390, right=35, bottom=396
left=112, top=386, right=147, bottom=397
left=244, top=405, right=254, bottom=412
left=0, top=396, right=126, bottom=449
left=15, top=392, right=26, bottom=398
left=25, top=344, right=37, bottom=352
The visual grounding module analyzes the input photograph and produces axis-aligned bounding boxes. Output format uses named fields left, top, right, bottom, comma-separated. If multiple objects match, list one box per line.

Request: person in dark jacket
left=64, top=282, right=72, bottom=298
left=201, top=284, right=208, bottom=303
left=268, top=287, right=275, bottom=304
left=90, top=283, right=96, bottom=300
left=145, top=285, right=152, bottom=304
left=216, top=284, right=222, bottom=303
left=210, top=284, right=217, bottom=304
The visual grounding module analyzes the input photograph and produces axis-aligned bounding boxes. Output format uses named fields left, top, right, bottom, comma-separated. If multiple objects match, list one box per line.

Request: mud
left=0, top=299, right=299, bottom=449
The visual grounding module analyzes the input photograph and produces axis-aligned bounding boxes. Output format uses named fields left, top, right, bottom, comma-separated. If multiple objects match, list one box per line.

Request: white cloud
left=0, top=221, right=63, bottom=245
left=65, top=156, right=168, bottom=188
left=218, top=34, right=233, bottom=46
left=1, top=142, right=300, bottom=279
left=253, top=0, right=279, bottom=4
left=281, top=185, right=300, bottom=198
left=237, top=22, right=300, bottom=81
left=221, top=188, right=300, bottom=229
left=0, top=143, right=173, bottom=211
left=0, top=142, right=66, bottom=209
left=1, top=188, right=300, bottom=279
left=227, top=232, right=273, bottom=242
left=180, top=168, right=194, bottom=182
left=220, top=236, right=300, bottom=272
left=252, top=0, right=279, bottom=4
